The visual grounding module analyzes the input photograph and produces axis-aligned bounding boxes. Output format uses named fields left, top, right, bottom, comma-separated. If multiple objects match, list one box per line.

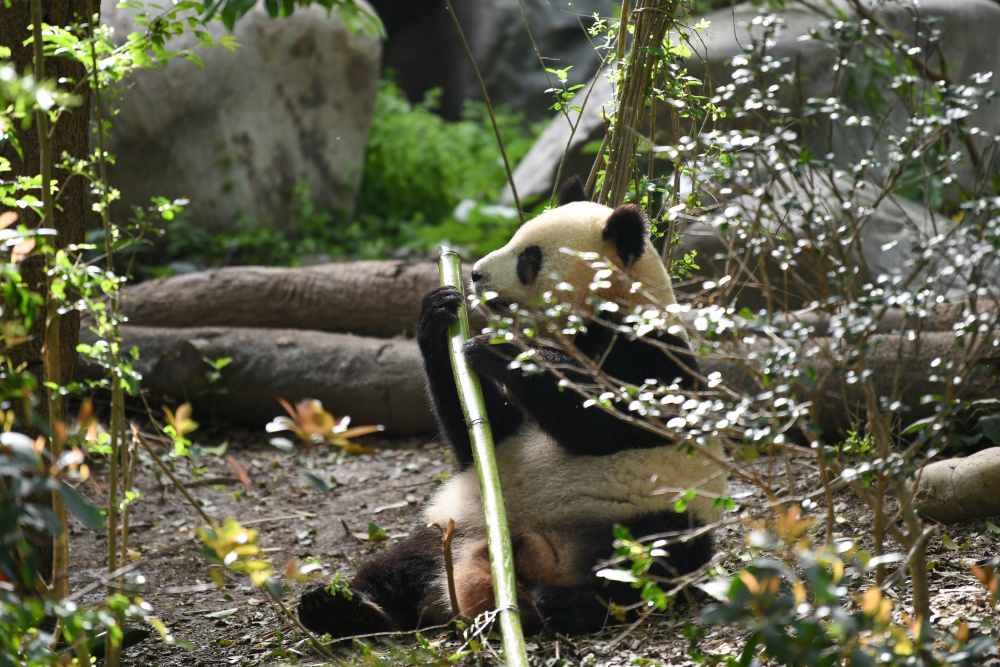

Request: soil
left=68, top=423, right=1000, bottom=667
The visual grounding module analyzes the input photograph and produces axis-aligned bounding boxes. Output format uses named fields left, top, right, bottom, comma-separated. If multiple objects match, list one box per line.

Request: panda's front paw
left=463, top=336, right=520, bottom=379
left=416, top=286, right=463, bottom=350
left=297, top=584, right=396, bottom=638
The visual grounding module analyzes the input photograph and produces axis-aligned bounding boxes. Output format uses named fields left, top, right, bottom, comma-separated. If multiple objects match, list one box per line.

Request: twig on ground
left=431, top=519, right=463, bottom=622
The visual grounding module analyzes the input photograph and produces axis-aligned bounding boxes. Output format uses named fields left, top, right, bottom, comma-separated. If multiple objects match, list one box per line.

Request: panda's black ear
left=602, top=204, right=649, bottom=267
left=557, top=175, right=588, bottom=206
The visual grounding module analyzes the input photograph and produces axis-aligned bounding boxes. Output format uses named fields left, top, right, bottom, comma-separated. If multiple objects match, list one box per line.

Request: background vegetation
left=156, top=78, right=538, bottom=270
left=1, top=0, right=999, bottom=666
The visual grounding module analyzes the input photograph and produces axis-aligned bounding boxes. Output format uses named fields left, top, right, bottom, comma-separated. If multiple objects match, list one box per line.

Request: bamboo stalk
left=437, top=250, right=528, bottom=667
left=84, top=5, right=125, bottom=662
left=29, top=0, right=71, bottom=610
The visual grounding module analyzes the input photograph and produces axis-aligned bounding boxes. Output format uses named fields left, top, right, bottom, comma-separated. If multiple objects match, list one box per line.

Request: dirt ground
left=68, top=422, right=1000, bottom=667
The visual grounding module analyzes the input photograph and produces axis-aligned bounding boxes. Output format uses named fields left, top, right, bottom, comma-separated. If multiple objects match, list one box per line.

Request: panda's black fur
left=298, top=178, right=727, bottom=637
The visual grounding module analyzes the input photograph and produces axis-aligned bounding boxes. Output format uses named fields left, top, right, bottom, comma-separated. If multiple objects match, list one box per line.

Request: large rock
left=676, top=170, right=998, bottom=309
left=909, top=448, right=1000, bottom=523
left=506, top=0, right=1000, bottom=203
left=370, top=0, right=610, bottom=121
left=100, top=1, right=381, bottom=233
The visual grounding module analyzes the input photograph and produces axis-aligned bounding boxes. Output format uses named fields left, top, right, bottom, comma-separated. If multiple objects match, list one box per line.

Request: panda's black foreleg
left=298, top=525, right=443, bottom=637
left=461, top=336, right=666, bottom=456
left=416, top=286, right=523, bottom=467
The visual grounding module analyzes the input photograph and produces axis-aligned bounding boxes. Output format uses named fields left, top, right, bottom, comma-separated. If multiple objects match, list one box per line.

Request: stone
left=505, top=0, right=1000, bottom=204
left=909, top=447, right=1000, bottom=523
left=99, top=0, right=381, bottom=233
left=370, top=0, right=609, bottom=121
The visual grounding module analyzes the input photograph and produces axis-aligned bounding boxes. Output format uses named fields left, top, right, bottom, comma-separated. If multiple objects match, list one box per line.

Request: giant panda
left=297, top=177, right=728, bottom=637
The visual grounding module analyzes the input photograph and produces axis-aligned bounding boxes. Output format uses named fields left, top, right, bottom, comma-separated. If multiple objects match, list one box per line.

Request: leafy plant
left=699, top=508, right=996, bottom=666
left=357, top=80, right=528, bottom=225
left=266, top=397, right=382, bottom=456
left=0, top=2, right=384, bottom=665
left=468, top=1, right=1000, bottom=665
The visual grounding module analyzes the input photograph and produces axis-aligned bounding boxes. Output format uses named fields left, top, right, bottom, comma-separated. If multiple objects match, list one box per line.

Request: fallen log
left=117, top=261, right=996, bottom=343
left=77, top=325, right=433, bottom=434
left=78, top=325, right=999, bottom=439
left=697, top=331, right=1000, bottom=438
left=117, top=261, right=477, bottom=337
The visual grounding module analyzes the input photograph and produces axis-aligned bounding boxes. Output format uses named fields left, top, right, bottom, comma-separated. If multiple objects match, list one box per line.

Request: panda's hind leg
left=532, top=511, right=714, bottom=636
left=298, top=525, right=443, bottom=638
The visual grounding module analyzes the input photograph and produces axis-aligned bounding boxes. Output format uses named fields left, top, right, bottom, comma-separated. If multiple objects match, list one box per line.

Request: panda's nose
left=471, top=268, right=485, bottom=283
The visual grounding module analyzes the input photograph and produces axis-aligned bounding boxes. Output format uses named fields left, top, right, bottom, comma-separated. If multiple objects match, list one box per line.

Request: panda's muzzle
left=469, top=269, right=512, bottom=313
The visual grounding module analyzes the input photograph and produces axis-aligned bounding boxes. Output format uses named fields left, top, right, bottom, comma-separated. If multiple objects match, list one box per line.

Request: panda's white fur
left=298, top=182, right=729, bottom=637
left=422, top=423, right=728, bottom=620
left=425, top=425, right=726, bottom=532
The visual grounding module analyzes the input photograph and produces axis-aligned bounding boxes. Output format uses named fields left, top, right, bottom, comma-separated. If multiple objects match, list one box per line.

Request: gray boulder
left=100, top=0, right=381, bottom=233
left=506, top=0, right=1000, bottom=204
left=371, top=0, right=611, bottom=121
left=676, top=170, right=997, bottom=309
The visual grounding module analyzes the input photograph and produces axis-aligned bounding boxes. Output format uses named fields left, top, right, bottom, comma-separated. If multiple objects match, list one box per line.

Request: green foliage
left=202, top=0, right=385, bottom=36
left=838, top=429, right=874, bottom=457
left=698, top=509, right=996, bottom=666
left=197, top=517, right=274, bottom=587
left=0, top=420, right=118, bottom=667
left=544, top=65, right=584, bottom=115
left=354, top=79, right=536, bottom=256
left=0, top=5, right=268, bottom=663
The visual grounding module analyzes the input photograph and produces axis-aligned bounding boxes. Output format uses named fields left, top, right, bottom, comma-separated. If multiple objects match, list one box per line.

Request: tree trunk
left=1, top=1, right=91, bottom=414
left=0, top=0, right=93, bottom=588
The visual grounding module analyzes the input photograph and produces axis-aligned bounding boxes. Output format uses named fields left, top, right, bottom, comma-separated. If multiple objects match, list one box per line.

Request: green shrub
left=357, top=79, right=532, bottom=227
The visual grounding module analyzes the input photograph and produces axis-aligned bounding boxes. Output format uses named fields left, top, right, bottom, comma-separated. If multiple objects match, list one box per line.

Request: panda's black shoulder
left=576, top=318, right=699, bottom=390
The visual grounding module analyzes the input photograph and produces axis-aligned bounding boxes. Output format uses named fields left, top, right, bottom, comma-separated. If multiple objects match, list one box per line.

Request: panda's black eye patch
left=516, top=245, right=542, bottom=285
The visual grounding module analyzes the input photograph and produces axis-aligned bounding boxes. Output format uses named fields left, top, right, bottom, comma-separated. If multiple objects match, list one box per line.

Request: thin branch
left=442, top=0, right=524, bottom=222
left=430, top=520, right=462, bottom=622
left=133, top=427, right=218, bottom=530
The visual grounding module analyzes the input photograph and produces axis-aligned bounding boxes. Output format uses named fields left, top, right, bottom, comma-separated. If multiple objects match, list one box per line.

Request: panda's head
left=470, top=179, right=680, bottom=314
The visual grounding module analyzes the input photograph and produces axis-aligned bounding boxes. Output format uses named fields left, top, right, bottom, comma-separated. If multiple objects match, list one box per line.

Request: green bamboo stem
left=437, top=249, right=528, bottom=667
left=29, top=0, right=70, bottom=608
